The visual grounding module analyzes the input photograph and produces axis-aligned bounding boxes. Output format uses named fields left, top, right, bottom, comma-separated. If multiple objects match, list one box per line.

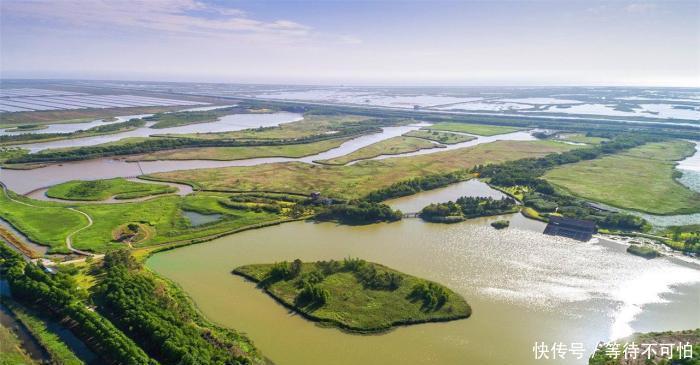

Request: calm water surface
left=148, top=215, right=700, bottom=365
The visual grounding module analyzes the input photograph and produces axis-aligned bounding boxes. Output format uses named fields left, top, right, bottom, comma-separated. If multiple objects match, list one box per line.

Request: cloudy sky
left=1, top=0, right=698, bottom=86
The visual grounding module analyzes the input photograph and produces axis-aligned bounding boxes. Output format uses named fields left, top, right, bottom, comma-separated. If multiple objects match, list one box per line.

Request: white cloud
left=625, top=3, right=658, bottom=13
left=1, top=0, right=312, bottom=39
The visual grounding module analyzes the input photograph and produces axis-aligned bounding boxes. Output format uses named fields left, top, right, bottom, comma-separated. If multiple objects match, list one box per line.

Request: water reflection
left=147, top=217, right=700, bottom=365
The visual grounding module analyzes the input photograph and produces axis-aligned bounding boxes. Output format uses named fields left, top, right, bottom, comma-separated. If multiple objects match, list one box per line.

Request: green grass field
left=544, top=140, right=700, bottom=215
left=404, top=129, right=476, bottom=144
left=128, top=137, right=351, bottom=161
left=46, top=178, right=176, bottom=201
left=234, top=260, right=470, bottom=332
left=71, top=194, right=283, bottom=252
left=0, top=186, right=287, bottom=253
left=427, top=122, right=523, bottom=136
left=152, top=140, right=576, bottom=200
left=316, top=136, right=440, bottom=165
left=0, top=189, right=86, bottom=253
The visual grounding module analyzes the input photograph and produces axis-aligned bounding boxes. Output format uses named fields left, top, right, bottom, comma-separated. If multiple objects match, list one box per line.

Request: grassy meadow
left=151, top=140, right=576, bottom=200
left=46, top=178, right=176, bottom=201
left=0, top=189, right=86, bottom=253
left=544, top=140, right=700, bottom=215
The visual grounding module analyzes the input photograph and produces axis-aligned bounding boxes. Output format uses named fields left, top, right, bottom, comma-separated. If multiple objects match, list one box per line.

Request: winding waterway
left=0, top=123, right=534, bottom=194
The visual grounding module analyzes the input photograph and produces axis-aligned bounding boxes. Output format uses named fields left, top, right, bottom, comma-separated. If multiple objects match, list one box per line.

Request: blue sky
left=1, top=0, right=698, bottom=86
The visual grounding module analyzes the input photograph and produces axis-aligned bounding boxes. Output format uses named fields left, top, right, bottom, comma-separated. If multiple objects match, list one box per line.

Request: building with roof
left=543, top=216, right=596, bottom=241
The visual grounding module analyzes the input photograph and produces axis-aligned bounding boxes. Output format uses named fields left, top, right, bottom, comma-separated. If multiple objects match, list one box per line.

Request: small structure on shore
left=543, top=216, right=596, bottom=241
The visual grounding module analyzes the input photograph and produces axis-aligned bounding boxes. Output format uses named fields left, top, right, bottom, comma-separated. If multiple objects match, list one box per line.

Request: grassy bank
left=2, top=300, right=84, bottom=365
left=233, top=259, right=470, bottom=333
left=544, top=140, right=700, bottom=215
left=316, top=136, right=441, bottom=165
left=404, top=129, right=476, bottom=144
left=46, top=178, right=177, bottom=201
left=427, top=122, right=524, bottom=136
left=0, top=321, right=37, bottom=365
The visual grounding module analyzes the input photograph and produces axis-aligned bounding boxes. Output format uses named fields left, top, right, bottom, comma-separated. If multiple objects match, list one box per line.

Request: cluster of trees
left=663, top=225, right=700, bottom=253
left=296, top=282, right=330, bottom=306
left=314, top=201, right=402, bottom=225
left=456, top=196, right=517, bottom=218
left=0, top=245, right=156, bottom=365
left=0, top=119, right=145, bottom=144
left=420, top=196, right=516, bottom=223
left=410, top=282, right=449, bottom=311
left=354, top=264, right=403, bottom=290
left=267, top=259, right=303, bottom=282
left=365, top=171, right=468, bottom=202
left=94, top=249, right=260, bottom=365
left=339, top=258, right=403, bottom=290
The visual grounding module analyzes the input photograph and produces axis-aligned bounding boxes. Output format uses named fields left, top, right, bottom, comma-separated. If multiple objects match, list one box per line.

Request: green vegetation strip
left=46, top=178, right=176, bottom=201
left=233, top=258, right=470, bottom=333
left=128, top=137, right=351, bottom=161
left=0, top=118, right=145, bottom=146
left=544, top=140, right=700, bottom=215
left=427, top=122, right=524, bottom=136
left=316, top=136, right=441, bottom=165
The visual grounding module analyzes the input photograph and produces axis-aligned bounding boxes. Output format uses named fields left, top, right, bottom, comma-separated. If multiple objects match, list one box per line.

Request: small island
left=4, top=124, right=49, bottom=132
left=626, top=244, right=661, bottom=259
left=46, top=177, right=177, bottom=201
left=420, top=196, right=518, bottom=223
left=233, top=258, right=471, bottom=333
left=491, top=220, right=510, bottom=229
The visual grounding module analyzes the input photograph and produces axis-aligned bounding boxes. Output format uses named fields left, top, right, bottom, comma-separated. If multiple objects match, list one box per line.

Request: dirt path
left=65, top=208, right=102, bottom=258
